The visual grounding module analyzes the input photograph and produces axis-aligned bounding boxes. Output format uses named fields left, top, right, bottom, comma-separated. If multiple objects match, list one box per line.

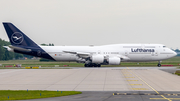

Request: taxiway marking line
left=150, top=98, right=180, bottom=100
left=126, top=67, right=159, bottom=94
left=131, top=88, right=148, bottom=90
left=129, top=84, right=143, bottom=86
left=125, top=77, right=135, bottom=78
left=127, top=80, right=138, bottom=81
left=126, top=67, right=173, bottom=101
left=161, top=95, right=172, bottom=101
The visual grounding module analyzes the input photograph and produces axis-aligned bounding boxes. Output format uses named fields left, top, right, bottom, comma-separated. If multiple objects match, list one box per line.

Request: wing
left=63, top=51, right=90, bottom=58
left=117, top=55, right=130, bottom=61
left=63, top=50, right=130, bottom=61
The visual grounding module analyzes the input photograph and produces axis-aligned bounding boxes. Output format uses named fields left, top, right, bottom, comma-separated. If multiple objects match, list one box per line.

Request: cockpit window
left=163, top=46, right=166, bottom=48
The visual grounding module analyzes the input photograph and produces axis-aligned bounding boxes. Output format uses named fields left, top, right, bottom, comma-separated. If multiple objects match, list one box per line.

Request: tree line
left=0, top=38, right=23, bottom=60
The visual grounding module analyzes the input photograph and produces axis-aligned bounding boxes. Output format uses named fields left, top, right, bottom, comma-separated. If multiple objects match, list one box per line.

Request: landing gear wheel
left=89, top=64, right=93, bottom=67
left=157, top=64, right=161, bottom=67
left=84, top=64, right=88, bottom=67
left=157, top=61, right=162, bottom=67
left=84, top=63, right=101, bottom=67
left=93, top=64, right=97, bottom=67
left=84, top=64, right=93, bottom=67
left=97, top=64, right=101, bottom=67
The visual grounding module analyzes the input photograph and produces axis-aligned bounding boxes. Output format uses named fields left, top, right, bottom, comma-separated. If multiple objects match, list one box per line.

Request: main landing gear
left=84, top=63, right=101, bottom=67
left=157, top=61, right=161, bottom=67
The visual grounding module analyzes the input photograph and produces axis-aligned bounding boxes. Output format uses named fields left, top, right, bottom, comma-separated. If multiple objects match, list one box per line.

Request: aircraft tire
left=84, top=63, right=100, bottom=67
left=157, top=64, right=161, bottom=67
left=97, top=64, right=101, bottom=67
left=84, top=64, right=89, bottom=67
left=93, top=64, right=97, bottom=67
left=89, top=64, right=93, bottom=67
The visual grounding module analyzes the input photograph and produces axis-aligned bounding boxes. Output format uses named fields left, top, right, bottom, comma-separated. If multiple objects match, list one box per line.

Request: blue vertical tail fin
left=3, top=23, right=39, bottom=47
left=2, top=22, right=55, bottom=61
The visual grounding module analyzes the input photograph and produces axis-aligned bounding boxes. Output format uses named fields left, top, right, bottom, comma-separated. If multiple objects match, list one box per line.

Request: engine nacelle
left=108, top=57, right=121, bottom=65
left=91, top=55, right=104, bottom=63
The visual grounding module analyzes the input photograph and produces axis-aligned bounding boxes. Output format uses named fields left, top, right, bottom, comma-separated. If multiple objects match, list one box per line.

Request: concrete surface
left=0, top=67, right=179, bottom=91
left=1, top=67, right=180, bottom=101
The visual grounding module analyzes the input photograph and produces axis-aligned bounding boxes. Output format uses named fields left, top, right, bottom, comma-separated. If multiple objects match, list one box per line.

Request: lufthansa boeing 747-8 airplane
left=2, top=23, right=177, bottom=67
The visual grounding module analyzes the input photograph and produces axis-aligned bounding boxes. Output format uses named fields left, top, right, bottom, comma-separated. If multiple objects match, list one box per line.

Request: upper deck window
left=163, top=46, right=166, bottom=48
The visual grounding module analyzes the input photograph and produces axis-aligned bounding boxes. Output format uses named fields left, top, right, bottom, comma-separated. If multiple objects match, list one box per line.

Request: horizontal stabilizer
left=8, top=45, right=31, bottom=52
left=3, top=46, right=14, bottom=52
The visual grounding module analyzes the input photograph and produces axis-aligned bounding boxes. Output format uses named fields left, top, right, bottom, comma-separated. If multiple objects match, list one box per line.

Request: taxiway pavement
left=1, top=67, right=180, bottom=101
left=0, top=67, right=179, bottom=91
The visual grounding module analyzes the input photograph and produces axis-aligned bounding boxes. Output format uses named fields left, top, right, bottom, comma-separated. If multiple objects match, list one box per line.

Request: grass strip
left=0, top=90, right=81, bottom=100
left=175, top=73, right=180, bottom=76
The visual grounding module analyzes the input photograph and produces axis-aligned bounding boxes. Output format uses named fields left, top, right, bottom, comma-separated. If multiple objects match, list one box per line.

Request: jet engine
left=91, top=55, right=104, bottom=63
left=108, top=57, right=121, bottom=65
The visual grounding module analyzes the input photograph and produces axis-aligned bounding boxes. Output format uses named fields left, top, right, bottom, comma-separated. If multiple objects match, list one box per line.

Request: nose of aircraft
left=172, top=50, right=177, bottom=57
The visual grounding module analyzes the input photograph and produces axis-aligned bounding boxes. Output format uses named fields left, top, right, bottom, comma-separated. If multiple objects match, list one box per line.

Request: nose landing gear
left=157, top=61, right=161, bottom=67
left=157, top=64, right=161, bottom=67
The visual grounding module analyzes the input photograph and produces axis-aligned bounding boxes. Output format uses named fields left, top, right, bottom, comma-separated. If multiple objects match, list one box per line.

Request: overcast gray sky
left=0, top=0, right=180, bottom=48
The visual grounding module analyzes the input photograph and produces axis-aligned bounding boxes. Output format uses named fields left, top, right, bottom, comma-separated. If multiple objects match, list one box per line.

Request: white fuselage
left=40, top=44, right=177, bottom=62
left=3, top=23, right=177, bottom=67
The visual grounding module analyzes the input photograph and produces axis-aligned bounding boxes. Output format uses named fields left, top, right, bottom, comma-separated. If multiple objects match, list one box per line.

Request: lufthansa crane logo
left=11, top=32, right=24, bottom=44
